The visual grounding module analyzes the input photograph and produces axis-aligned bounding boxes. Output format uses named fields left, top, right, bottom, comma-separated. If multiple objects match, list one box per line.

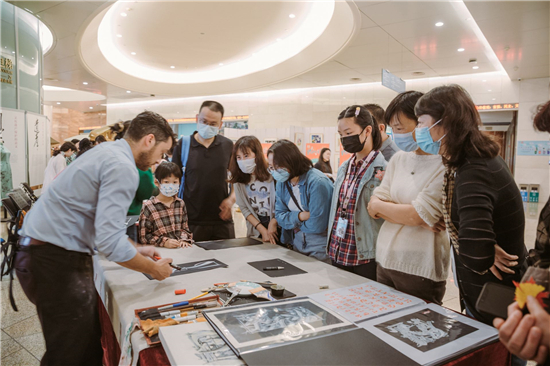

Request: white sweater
left=373, top=151, right=450, bottom=282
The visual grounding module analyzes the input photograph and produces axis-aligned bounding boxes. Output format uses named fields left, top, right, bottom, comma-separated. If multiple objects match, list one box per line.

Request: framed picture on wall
left=310, top=133, right=323, bottom=143
left=294, top=133, right=304, bottom=148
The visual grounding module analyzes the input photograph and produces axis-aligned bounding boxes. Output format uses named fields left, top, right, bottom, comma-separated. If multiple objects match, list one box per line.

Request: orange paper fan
left=513, top=277, right=549, bottom=309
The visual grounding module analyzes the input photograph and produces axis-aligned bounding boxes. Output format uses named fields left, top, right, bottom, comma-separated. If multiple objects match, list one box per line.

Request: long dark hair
left=53, top=142, right=77, bottom=156
left=315, top=148, right=332, bottom=174
left=228, top=136, right=271, bottom=184
left=76, top=138, right=93, bottom=158
left=534, top=100, right=550, bottom=133
left=415, top=84, right=499, bottom=168
left=385, top=91, right=424, bottom=126
left=337, top=105, right=382, bottom=151
left=268, top=140, right=312, bottom=179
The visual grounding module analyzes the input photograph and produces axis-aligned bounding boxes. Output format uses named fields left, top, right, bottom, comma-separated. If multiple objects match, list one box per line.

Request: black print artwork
left=375, top=308, right=478, bottom=352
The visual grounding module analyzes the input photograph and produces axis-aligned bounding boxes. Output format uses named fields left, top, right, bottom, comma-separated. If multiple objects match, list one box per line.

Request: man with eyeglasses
left=172, top=101, right=236, bottom=241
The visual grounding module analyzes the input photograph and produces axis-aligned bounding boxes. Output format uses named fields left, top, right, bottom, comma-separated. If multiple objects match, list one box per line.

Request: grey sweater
left=234, top=177, right=276, bottom=237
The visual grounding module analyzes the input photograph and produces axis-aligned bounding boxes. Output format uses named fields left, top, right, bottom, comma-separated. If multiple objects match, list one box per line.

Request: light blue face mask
left=197, top=122, right=219, bottom=140
left=393, top=131, right=418, bottom=152
left=270, top=168, right=290, bottom=182
left=415, top=119, right=446, bottom=155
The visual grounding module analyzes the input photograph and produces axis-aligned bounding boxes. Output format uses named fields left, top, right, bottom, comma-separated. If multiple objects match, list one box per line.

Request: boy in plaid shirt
left=139, top=162, right=193, bottom=248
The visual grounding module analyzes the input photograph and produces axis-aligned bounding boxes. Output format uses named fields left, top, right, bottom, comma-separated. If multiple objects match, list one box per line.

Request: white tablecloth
left=93, top=242, right=368, bottom=365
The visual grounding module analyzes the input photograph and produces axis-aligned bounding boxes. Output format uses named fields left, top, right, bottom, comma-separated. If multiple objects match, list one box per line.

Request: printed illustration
left=234, top=306, right=321, bottom=334
left=211, top=300, right=345, bottom=345
left=188, top=329, right=238, bottom=363
left=375, top=308, right=477, bottom=352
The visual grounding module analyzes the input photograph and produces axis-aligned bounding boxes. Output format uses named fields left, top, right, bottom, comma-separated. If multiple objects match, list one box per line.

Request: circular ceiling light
left=89, top=107, right=94, bottom=109
left=219, top=63, right=224, bottom=66
left=96, top=1, right=336, bottom=84
left=83, top=82, right=88, bottom=85
left=56, top=102, right=61, bottom=105
left=412, top=71, right=425, bottom=76
left=126, top=90, right=131, bottom=93
left=349, top=77, right=362, bottom=81
left=457, top=48, right=465, bottom=52
left=289, top=14, right=296, bottom=18
left=120, top=12, right=127, bottom=17
left=116, top=34, right=122, bottom=38
left=131, top=52, right=136, bottom=55
left=472, top=66, right=479, bottom=69
left=170, top=66, right=175, bottom=69
left=435, top=22, right=444, bottom=27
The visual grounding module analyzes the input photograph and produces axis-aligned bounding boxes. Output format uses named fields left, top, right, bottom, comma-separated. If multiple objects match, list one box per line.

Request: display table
left=93, top=242, right=510, bottom=366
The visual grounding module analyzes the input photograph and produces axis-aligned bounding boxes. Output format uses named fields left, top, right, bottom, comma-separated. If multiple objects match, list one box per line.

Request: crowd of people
left=18, top=85, right=550, bottom=365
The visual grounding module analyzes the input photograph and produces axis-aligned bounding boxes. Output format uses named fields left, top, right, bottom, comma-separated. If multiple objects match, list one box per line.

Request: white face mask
left=159, top=183, right=179, bottom=197
left=237, top=158, right=256, bottom=174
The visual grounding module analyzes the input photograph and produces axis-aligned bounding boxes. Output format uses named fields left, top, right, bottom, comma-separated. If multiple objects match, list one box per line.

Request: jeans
left=189, top=222, right=235, bottom=242
left=293, top=231, right=329, bottom=262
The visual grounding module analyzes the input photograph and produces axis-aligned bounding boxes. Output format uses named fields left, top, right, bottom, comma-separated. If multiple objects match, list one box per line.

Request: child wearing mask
left=139, top=162, right=193, bottom=248
left=229, top=136, right=278, bottom=243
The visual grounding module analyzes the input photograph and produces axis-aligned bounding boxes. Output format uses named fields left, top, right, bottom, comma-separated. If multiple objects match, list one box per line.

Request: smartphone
left=476, top=282, right=516, bottom=319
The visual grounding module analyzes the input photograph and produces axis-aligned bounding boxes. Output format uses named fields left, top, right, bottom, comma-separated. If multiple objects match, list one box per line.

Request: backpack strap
left=178, top=136, right=191, bottom=199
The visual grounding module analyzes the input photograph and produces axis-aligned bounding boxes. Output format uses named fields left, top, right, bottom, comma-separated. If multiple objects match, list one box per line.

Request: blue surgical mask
left=415, top=119, right=446, bottom=155
left=393, top=131, right=418, bottom=152
left=197, top=122, right=219, bottom=140
left=270, top=168, right=290, bottom=182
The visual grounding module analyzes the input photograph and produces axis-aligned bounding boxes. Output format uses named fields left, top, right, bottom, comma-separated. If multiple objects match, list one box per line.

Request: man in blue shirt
left=15, top=111, right=175, bottom=366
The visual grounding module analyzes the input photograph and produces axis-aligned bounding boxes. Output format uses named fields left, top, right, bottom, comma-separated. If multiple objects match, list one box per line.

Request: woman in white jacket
left=43, top=142, right=77, bottom=192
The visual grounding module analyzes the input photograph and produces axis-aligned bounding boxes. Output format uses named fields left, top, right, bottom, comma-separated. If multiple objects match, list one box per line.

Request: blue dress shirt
left=21, top=140, right=139, bottom=262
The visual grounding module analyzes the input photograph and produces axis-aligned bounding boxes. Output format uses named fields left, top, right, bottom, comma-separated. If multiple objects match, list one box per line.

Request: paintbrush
left=140, top=300, right=218, bottom=320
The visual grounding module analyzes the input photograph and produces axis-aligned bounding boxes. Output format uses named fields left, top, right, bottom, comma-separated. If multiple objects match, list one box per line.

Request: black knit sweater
left=451, top=156, right=528, bottom=324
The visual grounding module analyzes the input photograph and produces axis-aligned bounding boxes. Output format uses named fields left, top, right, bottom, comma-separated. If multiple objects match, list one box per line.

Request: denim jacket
left=275, top=168, right=334, bottom=245
left=326, top=153, right=387, bottom=260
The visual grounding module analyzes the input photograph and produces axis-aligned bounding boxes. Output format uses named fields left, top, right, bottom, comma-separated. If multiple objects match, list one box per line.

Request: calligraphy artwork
left=34, top=119, right=40, bottom=147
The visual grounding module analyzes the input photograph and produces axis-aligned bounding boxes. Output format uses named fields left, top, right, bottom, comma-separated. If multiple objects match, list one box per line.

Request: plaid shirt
left=139, top=196, right=193, bottom=246
left=328, top=154, right=377, bottom=266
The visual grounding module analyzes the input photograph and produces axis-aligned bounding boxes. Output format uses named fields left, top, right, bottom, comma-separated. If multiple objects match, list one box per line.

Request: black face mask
left=341, top=128, right=367, bottom=153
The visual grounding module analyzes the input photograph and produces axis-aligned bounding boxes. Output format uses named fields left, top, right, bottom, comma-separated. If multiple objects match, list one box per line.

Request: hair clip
left=355, top=107, right=361, bottom=117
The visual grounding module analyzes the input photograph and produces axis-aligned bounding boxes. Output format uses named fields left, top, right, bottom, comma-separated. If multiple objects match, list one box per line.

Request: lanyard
left=340, top=151, right=378, bottom=214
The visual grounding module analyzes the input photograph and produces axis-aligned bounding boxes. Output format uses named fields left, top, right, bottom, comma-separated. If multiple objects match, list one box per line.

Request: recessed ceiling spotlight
left=457, top=48, right=465, bottom=52
left=219, top=63, right=224, bottom=66
left=472, top=66, right=479, bottom=69
left=488, top=89, right=492, bottom=92
left=492, top=98, right=496, bottom=101
left=21, top=55, right=24, bottom=58
left=89, top=107, right=93, bottom=109
left=350, top=77, right=362, bottom=81
left=412, top=71, right=425, bottom=76
left=11, top=51, right=15, bottom=54
left=83, top=82, right=88, bottom=85
left=56, top=102, right=61, bottom=105
left=482, top=80, right=487, bottom=82
left=289, top=14, right=296, bottom=18
left=116, top=34, right=122, bottom=38
left=131, top=52, right=136, bottom=55
left=126, top=90, right=131, bottom=93
left=435, top=22, right=444, bottom=27
left=170, top=66, right=175, bottom=69
left=120, top=12, right=127, bottom=17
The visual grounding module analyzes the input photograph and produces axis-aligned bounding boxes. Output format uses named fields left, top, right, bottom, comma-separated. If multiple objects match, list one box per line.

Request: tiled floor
left=0, top=210, right=538, bottom=365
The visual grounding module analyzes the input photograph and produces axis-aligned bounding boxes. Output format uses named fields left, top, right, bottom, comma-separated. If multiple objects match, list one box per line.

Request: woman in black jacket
left=414, top=84, right=528, bottom=326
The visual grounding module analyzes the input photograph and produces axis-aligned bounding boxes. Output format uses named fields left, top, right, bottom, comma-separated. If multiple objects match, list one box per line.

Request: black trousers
left=332, top=260, right=378, bottom=281
left=14, top=244, right=103, bottom=366
left=189, top=222, right=235, bottom=242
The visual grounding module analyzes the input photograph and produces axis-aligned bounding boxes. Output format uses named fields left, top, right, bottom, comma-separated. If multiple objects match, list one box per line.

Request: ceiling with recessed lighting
left=7, top=0, right=549, bottom=113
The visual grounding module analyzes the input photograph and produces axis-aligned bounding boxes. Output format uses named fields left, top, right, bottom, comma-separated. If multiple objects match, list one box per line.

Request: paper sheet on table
left=358, top=303, right=498, bottom=366
left=308, top=281, right=426, bottom=323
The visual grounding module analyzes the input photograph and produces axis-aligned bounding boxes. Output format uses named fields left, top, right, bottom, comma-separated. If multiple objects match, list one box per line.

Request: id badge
left=336, top=217, right=348, bottom=239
